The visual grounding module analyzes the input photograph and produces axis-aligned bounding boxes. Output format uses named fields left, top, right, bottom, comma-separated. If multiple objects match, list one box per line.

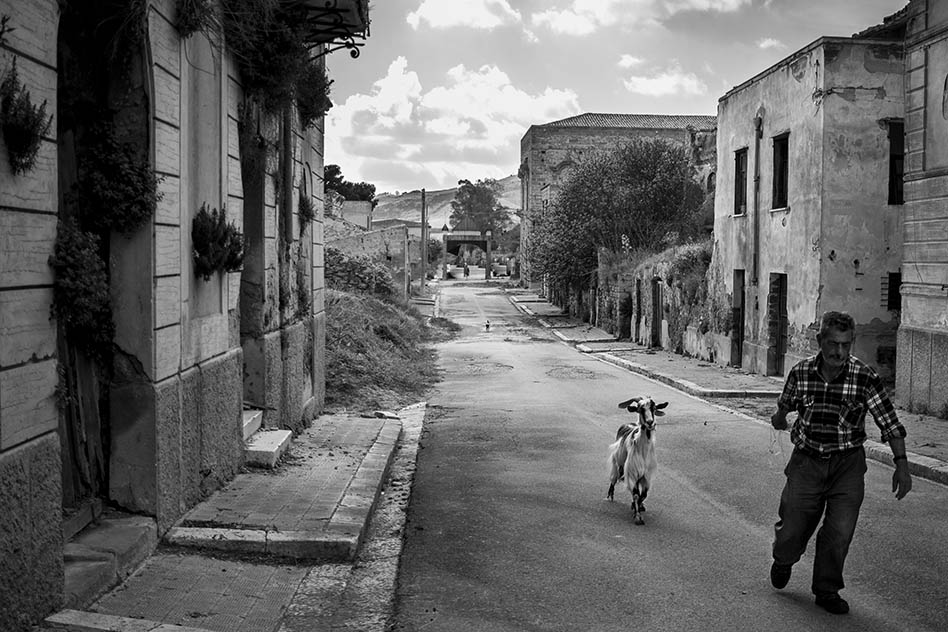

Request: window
left=772, top=133, right=789, bottom=209
left=734, top=149, right=748, bottom=215
left=886, top=272, right=902, bottom=311
left=888, top=120, right=904, bottom=205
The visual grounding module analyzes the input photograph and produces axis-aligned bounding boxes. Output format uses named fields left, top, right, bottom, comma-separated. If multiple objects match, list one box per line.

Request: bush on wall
left=49, top=220, right=115, bottom=358
left=0, top=58, right=53, bottom=176
left=76, top=125, right=164, bottom=235
left=192, top=203, right=244, bottom=280
left=325, top=246, right=397, bottom=299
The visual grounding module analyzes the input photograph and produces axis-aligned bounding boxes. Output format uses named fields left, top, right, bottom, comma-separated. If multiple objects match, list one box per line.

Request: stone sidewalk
left=509, top=292, right=948, bottom=488
left=43, top=405, right=424, bottom=632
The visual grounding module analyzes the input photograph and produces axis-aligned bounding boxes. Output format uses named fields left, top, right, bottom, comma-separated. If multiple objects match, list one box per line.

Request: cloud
left=622, top=62, right=707, bottom=96
left=618, top=55, right=645, bottom=69
left=407, top=0, right=521, bottom=30
left=756, top=37, right=785, bottom=50
left=325, top=58, right=581, bottom=193
left=530, top=0, right=751, bottom=35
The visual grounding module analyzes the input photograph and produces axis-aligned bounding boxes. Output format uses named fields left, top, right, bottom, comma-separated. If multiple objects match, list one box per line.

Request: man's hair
left=819, top=311, right=855, bottom=338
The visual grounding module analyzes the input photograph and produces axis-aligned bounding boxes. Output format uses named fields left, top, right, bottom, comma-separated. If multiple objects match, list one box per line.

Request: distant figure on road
left=769, top=311, right=912, bottom=616
left=463, top=264, right=469, bottom=278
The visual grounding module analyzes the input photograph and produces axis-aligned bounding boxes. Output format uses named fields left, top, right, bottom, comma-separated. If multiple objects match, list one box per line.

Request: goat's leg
left=637, top=483, right=648, bottom=512
left=631, top=488, right=644, bottom=525
left=607, top=459, right=619, bottom=501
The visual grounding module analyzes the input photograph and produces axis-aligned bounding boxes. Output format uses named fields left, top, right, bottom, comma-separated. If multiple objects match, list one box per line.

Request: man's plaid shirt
left=777, top=354, right=906, bottom=454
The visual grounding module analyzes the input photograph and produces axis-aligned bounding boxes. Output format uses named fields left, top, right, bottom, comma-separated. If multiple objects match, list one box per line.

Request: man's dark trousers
left=773, top=446, right=867, bottom=596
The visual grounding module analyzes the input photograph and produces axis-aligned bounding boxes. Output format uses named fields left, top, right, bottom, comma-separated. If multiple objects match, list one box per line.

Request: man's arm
left=771, top=406, right=789, bottom=430
left=889, top=436, right=912, bottom=500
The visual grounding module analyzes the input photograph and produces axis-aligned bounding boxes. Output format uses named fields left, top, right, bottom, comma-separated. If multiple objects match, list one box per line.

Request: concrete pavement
left=44, top=405, right=425, bottom=632
left=509, top=290, right=948, bottom=488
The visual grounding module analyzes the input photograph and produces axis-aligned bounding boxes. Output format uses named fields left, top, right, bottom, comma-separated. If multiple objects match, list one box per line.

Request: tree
left=324, top=164, right=377, bottom=202
left=426, top=237, right=443, bottom=264
left=449, top=178, right=512, bottom=233
left=529, top=137, right=704, bottom=296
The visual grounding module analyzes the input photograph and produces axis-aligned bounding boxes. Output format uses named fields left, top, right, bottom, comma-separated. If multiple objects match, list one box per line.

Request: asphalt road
left=390, top=281, right=948, bottom=632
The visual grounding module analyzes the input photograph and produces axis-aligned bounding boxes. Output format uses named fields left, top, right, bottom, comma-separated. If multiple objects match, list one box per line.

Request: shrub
left=49, top=220, right=114, bottom=357
left=0, top=59, right=53, bottom=175
left=296, top=58, right=332, bottom=129
left=76, top=125, right=162, bottom=234
left=298, top=189, right=316, bottom=227
left=192, top=203, right=244, bottom=280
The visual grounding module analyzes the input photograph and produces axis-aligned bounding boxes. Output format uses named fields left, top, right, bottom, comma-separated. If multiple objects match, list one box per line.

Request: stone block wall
left=0, top=1, right=64, bottom=627
left=329, top=226, right=412, bottom=299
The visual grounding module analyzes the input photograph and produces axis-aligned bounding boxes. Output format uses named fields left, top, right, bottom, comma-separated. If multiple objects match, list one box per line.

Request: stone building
left=0, top=0, right=368, bottom=627
left=707, top=26, right=905, bottom=380
left=898, top=0, right=948, bottom=413
left=518, top=113, right=717, bottom=289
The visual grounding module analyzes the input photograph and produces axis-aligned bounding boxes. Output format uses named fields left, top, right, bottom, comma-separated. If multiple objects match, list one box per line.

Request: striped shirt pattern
left=777, top=354, right=906, bottom=454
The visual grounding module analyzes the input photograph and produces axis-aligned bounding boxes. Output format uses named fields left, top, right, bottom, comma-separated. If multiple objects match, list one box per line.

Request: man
left=769, top=311, right=912, bottom=615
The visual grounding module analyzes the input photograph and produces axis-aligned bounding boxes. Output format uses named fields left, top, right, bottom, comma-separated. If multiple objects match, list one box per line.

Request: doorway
left=650, top=277, right=662, bottom=348
left=731, top=270, right=745, bottom=367
left=767, top=273, right=788, bottom=376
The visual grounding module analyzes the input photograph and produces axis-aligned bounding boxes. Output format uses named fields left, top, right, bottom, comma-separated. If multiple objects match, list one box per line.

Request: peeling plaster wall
left=819, top=40, right=904, bottom=382
left=712, top=43, right=827, bottom=374
left=711, top=38, right=904, bottom=379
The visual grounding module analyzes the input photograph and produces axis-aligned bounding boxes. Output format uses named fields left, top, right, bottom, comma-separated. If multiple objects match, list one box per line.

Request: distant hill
left=373, top=174, right=521, bottom=230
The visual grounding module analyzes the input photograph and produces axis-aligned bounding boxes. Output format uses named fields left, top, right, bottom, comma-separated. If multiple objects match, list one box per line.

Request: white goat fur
left=606, top=396, right=668, bottom=525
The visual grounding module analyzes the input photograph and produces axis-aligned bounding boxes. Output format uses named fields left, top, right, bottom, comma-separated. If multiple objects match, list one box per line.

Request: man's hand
left=771, top=409, right=789, bottom=431
left=892, top=463, right=912, bottom=500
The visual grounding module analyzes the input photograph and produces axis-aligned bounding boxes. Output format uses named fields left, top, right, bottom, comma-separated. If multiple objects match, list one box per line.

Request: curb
left=523, top=301, right=948, bottom=489
left=162, top=417, right=403, bottom=562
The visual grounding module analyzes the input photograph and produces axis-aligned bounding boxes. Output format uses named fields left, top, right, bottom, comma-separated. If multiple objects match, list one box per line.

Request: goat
left=606, top=396, right=669, bottom=525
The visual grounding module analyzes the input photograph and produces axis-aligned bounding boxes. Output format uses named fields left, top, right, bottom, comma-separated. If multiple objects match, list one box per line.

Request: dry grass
left=324, top=289, right=457, bottom=413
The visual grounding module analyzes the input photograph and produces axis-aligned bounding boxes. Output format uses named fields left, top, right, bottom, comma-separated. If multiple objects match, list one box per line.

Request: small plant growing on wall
left=0, top=58, right=53, bottom=175
left=175, top=0, right=220, bottom=39
left=192, top=203, right=244, bottom=281
left=296, top=58, right=332, bottom=129
left=76, top=125, right=163, bottom=234
left=48, top=220, right=115, bottom=357
left=298, top=188, right=315, bottom=227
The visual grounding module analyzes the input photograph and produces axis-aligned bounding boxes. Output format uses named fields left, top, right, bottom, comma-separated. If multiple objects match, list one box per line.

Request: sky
left=325, top=0, right=908, bottom=195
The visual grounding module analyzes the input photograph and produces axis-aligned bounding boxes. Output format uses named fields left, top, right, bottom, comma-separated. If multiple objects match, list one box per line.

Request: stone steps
left=243, top=407, right=292, bottom=468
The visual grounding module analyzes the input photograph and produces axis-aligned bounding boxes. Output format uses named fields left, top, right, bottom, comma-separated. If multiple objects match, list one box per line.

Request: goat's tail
left=608, top=438, right=626, bottom=481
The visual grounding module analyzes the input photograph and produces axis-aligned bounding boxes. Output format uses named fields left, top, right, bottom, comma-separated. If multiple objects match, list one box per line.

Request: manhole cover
left=450, top=362, right=514, bottom=375
left=546, top=366, right=598, bottom=379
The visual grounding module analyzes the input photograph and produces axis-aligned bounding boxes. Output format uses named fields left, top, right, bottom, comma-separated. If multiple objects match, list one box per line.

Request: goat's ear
left=618, top=397, right=639, bottom=410
left=655, top=401, right=669, bottom=410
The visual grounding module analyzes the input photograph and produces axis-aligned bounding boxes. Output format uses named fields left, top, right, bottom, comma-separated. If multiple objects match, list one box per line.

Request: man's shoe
left=815, top=594, right=850, bottom=615
left=770, top=562, right=792, bottom=589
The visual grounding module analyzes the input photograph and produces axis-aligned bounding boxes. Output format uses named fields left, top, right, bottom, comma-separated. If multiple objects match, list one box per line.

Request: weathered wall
left=711, top=37, right=903, bottom=379
left=819, top=40, right=904, bottom=382
left=329, top=226, right=414, bottom=299
left=898, top=0, right=948, bottom=413
left=0, top=1, right=64, bottom=627
left=712, top=41, right=827, bottom=374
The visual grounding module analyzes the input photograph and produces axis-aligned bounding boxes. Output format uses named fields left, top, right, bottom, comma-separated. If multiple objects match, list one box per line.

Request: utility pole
left=420, top=188, right=428, bottom=291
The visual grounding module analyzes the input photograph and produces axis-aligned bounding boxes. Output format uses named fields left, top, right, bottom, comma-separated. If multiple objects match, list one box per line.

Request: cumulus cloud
left=618, top=55, right=645, bottom=69
left=325, top=58, right=580, bottom=193
left=407, top=0, right=522, bottom=30
left=756, top=37, right=785, bottom=50
left=622, top=62, right=707, bottom=96
left=531, top=0, right=751, bottom=35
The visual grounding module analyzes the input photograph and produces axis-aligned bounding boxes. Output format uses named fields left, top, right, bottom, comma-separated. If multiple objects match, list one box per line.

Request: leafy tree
left=529, top=137, right=704, bottom=296
left=449, top=178, right=512, bottom=233
left=324, top=164, right=376, bottom=202
left=426, top=237, right=443, bottom=264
